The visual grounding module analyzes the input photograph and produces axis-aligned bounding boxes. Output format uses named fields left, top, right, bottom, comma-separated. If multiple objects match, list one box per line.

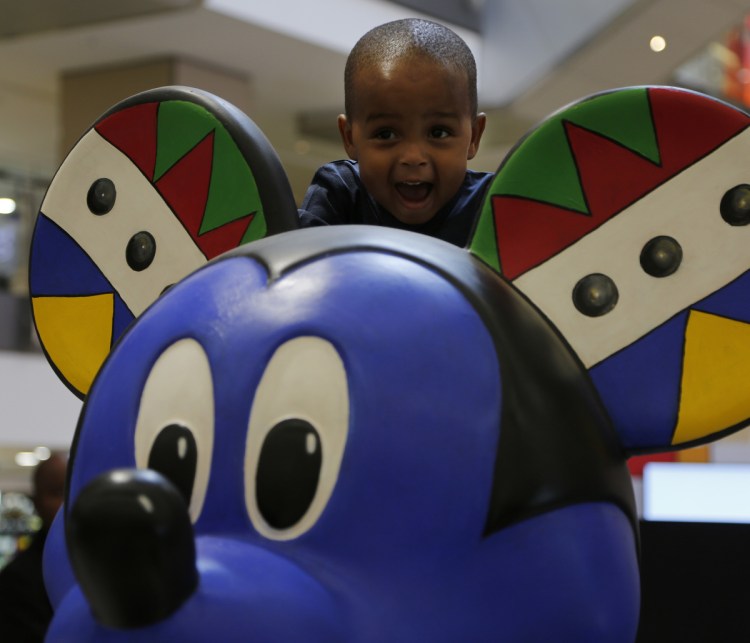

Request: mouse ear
left=29, top=86, right=299, bottom=399
left=469, top=85, right=750, bottom=454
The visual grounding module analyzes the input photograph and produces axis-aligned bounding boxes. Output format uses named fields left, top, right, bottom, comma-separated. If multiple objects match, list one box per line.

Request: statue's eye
left=720, top=184, right=750, bottom=226
left=147, top=424, right=199, bottom=507
left=573, top=273, right=618, bottom=317
left=87, top=178, right=116, bottom=215
left=245, top=337, right=349, bottom=541
left=134, top=339, right=214, bottom=523
left=640, top=236, right=682, bottom=278
left=255, top=419, right=322, bottom=530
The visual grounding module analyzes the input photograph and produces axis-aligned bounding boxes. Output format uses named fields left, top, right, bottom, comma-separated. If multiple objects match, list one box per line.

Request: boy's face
left=339, top=56, right=486, bottom=226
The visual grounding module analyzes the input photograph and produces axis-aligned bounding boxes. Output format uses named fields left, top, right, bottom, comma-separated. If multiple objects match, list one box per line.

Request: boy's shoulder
left=306, top=159, right=363, bottom=202
left=313, top=159, right=360, bottom=181
left=300, top=160, right=374, bottom=227
left=456, top=169, right=494, bottom=205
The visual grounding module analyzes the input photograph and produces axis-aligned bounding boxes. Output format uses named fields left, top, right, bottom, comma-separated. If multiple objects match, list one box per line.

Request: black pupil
left=573, top=273, right=618, bottom=317
left=87, top=178, right=116, bottom=215
left=256, top=419, right=321, bottom=530
left=147, top=424, right=197, bottom=507
left=720, top=185, right=750, bottom=226
left=640, top=235, right=682, bottom=277
left=126, top=231, right=156, bottom=271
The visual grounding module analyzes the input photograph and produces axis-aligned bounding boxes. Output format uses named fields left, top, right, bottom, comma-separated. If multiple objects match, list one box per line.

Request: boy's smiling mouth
left=395, top=181, right=433, bottom=205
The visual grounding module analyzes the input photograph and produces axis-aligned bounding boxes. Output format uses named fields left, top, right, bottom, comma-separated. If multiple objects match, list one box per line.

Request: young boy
left=298, top=18, right=491, bottom=247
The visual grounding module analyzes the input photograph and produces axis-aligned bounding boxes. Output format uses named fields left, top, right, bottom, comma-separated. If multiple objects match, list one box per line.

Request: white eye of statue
left=245, top=337, right=349, bottom=541
left=134, top=338, right=214, bottom=523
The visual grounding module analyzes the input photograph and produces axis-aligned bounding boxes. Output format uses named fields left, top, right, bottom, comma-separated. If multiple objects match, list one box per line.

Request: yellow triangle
left=32, top=294, right=114, bottom=396
left=673, top=310, right=750, bottom=445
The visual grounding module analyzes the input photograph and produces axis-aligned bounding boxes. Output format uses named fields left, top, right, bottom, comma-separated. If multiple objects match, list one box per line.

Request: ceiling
left=0, top=0, right=747, bottom=200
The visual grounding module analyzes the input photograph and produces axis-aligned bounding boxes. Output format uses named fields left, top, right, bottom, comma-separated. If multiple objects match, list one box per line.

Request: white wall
left=0, top=351, right=80, bottom=450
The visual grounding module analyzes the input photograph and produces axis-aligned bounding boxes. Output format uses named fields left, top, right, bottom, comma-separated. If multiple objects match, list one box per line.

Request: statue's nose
left=67, top=468, right=198, bottom=629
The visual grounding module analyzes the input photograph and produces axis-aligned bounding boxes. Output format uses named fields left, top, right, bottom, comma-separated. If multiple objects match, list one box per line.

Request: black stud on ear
left=126, top=231, right=156, bottom=271
left=640, top=235, right=682, bottom=277
left=720, top=184, right=750, bottom=226
left=573, top=273, right=618, bottom=317
left=87, top=178, right=116, bottom=215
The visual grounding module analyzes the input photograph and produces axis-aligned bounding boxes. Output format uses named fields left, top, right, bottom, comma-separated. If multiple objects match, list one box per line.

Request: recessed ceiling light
left=650, top=35, right=667, bottom=53
left=15, top=451, right=38, bottom=467
left=0, top=198, right=16, bottom=215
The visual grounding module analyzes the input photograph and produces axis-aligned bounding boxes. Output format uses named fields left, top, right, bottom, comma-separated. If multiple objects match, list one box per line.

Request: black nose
left=66, top=468, right=198, bottom=629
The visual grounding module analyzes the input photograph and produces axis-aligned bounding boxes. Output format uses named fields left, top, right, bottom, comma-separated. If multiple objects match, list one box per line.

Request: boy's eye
left=430, top=127, right=451, bottom=139
left=373, top=129, right=396, bottom=141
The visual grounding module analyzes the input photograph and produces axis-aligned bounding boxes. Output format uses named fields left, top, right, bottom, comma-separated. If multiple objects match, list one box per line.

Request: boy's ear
left=467, top=112, right=487, bottom=160
left=338, top=114, right=358, bottom=160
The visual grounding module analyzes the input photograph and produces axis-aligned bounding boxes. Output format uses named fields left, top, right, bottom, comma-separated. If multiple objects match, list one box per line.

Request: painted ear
left=29, top=86, right=299, bottom=399
left=469, top=85, right=750, bottom=454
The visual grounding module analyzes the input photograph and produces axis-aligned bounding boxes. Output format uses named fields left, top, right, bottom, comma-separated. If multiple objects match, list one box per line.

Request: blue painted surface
left=45, top=246, right=639, bottom=641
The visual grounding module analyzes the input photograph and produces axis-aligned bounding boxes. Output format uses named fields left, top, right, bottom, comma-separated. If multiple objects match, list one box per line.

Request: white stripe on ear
left=514, top=128, right=750, bottom=368
left=41, top=129, right=207, bottom=317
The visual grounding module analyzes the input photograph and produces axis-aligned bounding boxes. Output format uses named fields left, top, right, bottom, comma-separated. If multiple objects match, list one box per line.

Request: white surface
left=643, top=462, right=750, bottom=523
left=514, top=127, right=750, bottom=368
left=43, top=130, right=207, bottom=316
left=0, top=351, right=81, bottom=449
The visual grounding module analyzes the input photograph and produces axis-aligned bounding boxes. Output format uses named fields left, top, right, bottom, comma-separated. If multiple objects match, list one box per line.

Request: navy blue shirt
left=298, top=160, right=493, bottom=248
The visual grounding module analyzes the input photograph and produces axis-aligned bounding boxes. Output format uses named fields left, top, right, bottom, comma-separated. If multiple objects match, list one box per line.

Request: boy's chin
left=393, top=211, right=436, bottom=226
left=390, top=202, right=440, bottom=226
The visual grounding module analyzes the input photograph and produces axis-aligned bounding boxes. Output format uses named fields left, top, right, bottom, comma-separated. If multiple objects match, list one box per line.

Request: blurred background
left=1, top=0, right=750, bottom=566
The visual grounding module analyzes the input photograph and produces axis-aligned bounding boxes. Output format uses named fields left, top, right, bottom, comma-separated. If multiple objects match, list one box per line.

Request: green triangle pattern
left=200, top=126, right=264, bottom=233
left=241, top=210, right=268, bottom=244
left=154, top=101, right=217, bottom=182
left=486, top=87, right=659, bottom=215
left=566, top=88, right=660, bottom=164
left=491, top=112, right=589, bottom=213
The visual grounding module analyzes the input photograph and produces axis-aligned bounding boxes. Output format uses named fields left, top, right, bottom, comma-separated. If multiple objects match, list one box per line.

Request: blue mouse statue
left=32, top=86, right=750, bottom=641
left=44, top=227, right=639, bottom=642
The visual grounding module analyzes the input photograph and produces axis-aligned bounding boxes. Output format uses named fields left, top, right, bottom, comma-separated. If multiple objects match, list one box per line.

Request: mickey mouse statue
left=29, top=85, right=750, bottom=642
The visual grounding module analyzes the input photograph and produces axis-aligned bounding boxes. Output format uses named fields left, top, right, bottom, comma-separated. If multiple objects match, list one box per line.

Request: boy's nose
left=399, top=141, right=428, bottom=166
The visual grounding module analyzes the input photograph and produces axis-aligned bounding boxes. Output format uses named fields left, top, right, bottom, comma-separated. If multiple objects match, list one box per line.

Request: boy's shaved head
left=344, top=18, right=478, bottom=119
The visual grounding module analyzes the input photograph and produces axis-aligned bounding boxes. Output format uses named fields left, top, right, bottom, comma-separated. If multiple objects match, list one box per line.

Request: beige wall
left=60, top=57, right=254, bottom=158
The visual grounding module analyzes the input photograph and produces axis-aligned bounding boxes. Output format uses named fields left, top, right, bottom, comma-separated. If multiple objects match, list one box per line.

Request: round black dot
left=640, top=236, right=682, bottom=277
left=87, top=178, right=116, bottom=215
left=147, top=424, right=197, bottom=508
left=126, top=231, right=156, bottom=272
left=256, top=419, right=321, bottom=530
left=573, top=273, right=618, bottom=317
left=720, top=185, right=750, bottom=226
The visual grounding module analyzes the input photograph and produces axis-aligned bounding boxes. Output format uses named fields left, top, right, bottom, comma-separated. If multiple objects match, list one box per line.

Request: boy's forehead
left=349, top=56, right=471, bottom=117
left=356, top=52, right=452, bottom=81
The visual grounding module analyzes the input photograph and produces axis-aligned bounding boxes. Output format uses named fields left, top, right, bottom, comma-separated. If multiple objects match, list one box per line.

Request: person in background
left=298, top=18, right=491, bottom=247
left=0, top=452, right=67, bottom=642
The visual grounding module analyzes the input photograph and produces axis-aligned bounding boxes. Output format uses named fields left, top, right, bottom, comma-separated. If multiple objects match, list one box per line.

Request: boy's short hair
left=344, top=18, right=478, bottom=119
